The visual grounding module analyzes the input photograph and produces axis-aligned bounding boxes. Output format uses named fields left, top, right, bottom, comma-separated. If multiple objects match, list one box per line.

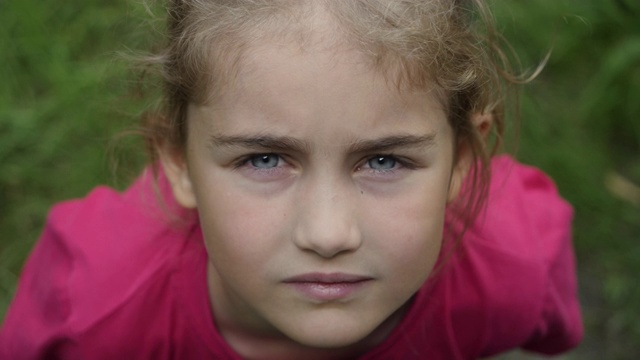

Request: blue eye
left=250, top=154, right=280, bottom=169
left=368, top=156, right=397, bottom=170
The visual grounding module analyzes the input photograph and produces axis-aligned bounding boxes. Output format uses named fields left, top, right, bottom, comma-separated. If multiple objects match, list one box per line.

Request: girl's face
left=165, top=35, right=466, bottom=352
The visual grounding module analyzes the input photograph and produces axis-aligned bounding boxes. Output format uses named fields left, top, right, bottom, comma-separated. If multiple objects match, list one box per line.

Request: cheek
left=363, top=180, right=448, bottom=279
left=194, top=182, right=290, bottom=270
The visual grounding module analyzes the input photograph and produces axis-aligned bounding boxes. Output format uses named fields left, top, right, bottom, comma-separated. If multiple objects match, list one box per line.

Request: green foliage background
left=1, top=0, right=639, bottom=358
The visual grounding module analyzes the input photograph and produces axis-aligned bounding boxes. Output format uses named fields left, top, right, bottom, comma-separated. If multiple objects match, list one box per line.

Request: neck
left=218, top=305, right=407, bottom=360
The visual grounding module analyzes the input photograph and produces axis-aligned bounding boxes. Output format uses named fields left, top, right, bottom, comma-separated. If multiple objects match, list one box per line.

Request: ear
left=447, top=112, right=494, bottom=203
left=472, top=111, right=493, bottom=140
left=160, top=148, right=198, bottom=209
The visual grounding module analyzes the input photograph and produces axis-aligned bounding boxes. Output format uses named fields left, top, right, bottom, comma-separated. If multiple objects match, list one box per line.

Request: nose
left=292, top=178, right=362, bottom=258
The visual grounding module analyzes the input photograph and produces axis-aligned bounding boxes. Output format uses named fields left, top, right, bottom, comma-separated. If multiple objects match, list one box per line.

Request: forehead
left=194, top=3, right=444, bottom=108
left=188, top=36, right=451, bottom=149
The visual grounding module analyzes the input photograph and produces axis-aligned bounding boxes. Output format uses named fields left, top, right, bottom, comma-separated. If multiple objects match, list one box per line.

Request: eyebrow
left=209, top=133, right=437, bottom=153
left=349, top=134, right=437, bottom=154
left=209, top=134, right=309, bottom=153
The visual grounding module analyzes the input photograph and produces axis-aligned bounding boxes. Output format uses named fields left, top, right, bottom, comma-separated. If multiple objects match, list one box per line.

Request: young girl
left=1, top=0, right=583, bottom=359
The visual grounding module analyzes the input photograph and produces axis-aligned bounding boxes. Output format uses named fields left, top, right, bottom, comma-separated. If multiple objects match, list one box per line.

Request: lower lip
left=287, top=281, right=371, bottom=302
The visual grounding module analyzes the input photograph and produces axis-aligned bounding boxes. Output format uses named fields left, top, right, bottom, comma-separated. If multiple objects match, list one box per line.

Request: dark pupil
left=370, top=156, right=395, bottom=170
left=251, top=154, right=278, bottom=168
left=259, top=155, right=271, bottom=163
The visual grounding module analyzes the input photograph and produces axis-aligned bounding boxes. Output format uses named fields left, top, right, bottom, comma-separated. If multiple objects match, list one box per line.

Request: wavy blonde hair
left=139, top=0, right=529, bottom=228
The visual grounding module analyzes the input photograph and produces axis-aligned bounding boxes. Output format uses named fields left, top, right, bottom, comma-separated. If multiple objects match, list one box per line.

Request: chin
left=283, top=314, right=389, bottom=350
left=295, top=332, right=365, bottom=349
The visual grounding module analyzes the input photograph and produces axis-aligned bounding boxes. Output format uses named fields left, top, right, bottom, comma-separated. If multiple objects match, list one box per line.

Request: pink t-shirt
left=0, top=156, right=583, bottom=359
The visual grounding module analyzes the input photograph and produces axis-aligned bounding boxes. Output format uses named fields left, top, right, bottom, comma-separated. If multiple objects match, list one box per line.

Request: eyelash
left=361, top=155, right=410, bottom=172
left=234, top=153, right=415, bottom=173
left=234, top=153, right=284, bottom=169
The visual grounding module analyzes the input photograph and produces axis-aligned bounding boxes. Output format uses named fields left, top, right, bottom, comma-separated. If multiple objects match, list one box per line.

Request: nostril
left=292, top=215, right=363, bottom=259
left=291, top=182, right=363, bottom=257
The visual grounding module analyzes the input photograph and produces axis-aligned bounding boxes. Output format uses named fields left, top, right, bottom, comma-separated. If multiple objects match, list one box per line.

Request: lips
left=283, top=273, right=373, bottom=302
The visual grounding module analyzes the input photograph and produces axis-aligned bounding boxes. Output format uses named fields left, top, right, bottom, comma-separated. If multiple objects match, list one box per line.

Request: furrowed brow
left=209, top=134, right=309, bottom=153
left=350, top=134, right=437, bottom=154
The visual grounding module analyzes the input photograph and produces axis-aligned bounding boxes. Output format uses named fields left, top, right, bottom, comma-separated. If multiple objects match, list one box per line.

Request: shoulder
left=456, top=155, right=574, bottom=292
left=49, top=169, right=194, bottom=244
left=1, top=170, right=203, bottom=358
left=455, top=155, right=573, bottom=274
left=48, top=170, right=199, bottom=324
left=440, top=155, right=582, bottom=356
left=480, top=155, right=573, bottom=256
